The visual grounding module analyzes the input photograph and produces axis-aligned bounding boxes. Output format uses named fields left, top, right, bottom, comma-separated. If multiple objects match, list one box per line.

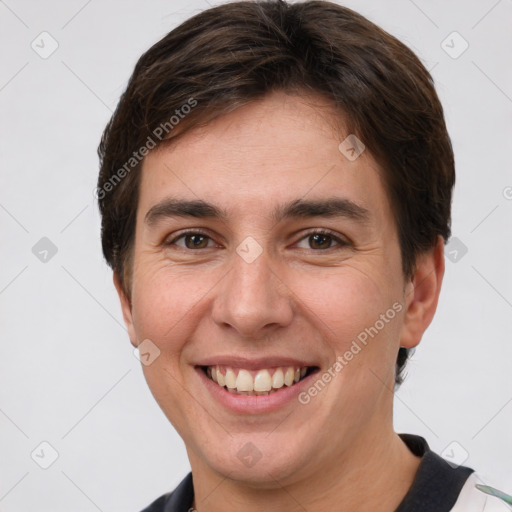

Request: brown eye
left=182, top=234, right=210, bottom=249
left=309, top=233, right=334, bottom=250
left=295, top=229, right=349, bottom=251
left=165, top=231, right=214, bottom=249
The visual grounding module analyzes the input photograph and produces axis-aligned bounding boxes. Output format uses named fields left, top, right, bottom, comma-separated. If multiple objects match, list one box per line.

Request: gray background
left=1, top=0, right=511, bottom=510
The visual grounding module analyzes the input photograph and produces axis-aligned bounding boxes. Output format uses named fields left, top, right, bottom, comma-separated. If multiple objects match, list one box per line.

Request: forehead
left=137, top=91, right=392, bottom=228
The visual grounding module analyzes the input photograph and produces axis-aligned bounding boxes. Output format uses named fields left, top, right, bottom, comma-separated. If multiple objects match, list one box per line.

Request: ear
left=400, top=235, right=445, bottom=348
left=113, top=271, right=138, bottom=348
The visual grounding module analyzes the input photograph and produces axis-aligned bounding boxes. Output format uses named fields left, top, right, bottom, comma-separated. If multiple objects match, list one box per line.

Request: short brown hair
left=97, top=0, right=455, bottom=386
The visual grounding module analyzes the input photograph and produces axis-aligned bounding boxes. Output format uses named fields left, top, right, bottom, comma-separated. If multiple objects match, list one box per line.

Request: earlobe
left=113, top=271, right=138, bottom=348
left=400, top=236, right=445, bottom=348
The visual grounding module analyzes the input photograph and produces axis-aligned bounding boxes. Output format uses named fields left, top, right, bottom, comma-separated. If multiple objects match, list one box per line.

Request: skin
left=114, top=90, right=445, bottom=512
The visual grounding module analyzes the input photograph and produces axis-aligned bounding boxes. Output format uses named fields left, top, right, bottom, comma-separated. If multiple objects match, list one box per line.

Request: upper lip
left=195, top=356, right=318, bottom=370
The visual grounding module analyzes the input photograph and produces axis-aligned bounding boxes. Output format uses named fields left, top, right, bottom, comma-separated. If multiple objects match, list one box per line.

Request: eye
left=165, top=230, right=217, bottom=250
left=295, top=229, right=349, bottom=250
left=164, top=229, right=349, bottom=251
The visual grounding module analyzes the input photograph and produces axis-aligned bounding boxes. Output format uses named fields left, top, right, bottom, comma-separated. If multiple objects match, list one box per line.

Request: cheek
left=294, top=266, right=403, bottom=370
left=131, top=261, right=212, bottom=346
left=297, top=268, right=384, bottom=338
left=130, top=265, right=209, bottom=434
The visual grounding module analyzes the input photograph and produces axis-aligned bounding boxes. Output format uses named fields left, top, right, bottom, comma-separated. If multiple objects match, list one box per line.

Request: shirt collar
left=395, top=433, right=474, bottom=512
left=155, top=433, right=474, bottom=512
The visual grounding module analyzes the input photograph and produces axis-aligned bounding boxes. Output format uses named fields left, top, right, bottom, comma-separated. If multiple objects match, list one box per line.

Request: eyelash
left=164, top=228, right=349, bottom=251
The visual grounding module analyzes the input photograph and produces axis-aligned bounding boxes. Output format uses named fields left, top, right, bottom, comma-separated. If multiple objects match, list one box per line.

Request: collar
left=143, top=433, right=474, bottom=512
left=395, top=433, right=474, bottom=512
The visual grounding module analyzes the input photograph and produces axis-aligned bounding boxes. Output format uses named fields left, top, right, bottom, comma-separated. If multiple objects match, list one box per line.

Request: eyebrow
left=144, top=197, right=370, bottom=226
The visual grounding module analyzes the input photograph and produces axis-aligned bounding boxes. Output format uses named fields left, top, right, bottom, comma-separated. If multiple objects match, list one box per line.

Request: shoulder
left=397, top=434, right=511, bottom=512
left=139, top=492, right=172, bottom=512
left=138, top=472, right=194, bottom=512
left=450, top=472, right=512, bottom=512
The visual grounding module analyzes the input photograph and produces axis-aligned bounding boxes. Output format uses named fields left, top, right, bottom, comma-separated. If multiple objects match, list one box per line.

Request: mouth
left=200, top=364, right=319, bottom=396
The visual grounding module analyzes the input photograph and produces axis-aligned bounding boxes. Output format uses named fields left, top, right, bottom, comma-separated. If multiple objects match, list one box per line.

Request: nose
left=211, top=243, right=293, bottom=340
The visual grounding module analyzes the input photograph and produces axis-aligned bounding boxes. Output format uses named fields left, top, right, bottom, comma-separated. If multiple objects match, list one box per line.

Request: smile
left=202, top=365, right=315, bottom=396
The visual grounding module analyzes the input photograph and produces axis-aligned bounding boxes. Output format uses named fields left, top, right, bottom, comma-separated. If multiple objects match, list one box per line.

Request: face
left=116, top=91, right=438, bottom=486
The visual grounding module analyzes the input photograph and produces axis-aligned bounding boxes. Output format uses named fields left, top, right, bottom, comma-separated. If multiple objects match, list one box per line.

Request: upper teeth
left=207, top=365, right=308, bottom=394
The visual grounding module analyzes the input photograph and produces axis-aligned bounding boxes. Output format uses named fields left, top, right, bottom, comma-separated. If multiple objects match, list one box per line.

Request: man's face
left=118, top=91, right=417, bottom=484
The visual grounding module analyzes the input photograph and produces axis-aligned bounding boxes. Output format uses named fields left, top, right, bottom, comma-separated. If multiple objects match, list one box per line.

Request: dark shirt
left=140, top=433, right=474, bottom=512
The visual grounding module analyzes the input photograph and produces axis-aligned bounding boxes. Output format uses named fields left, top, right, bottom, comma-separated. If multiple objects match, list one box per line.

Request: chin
left=203, top=437, right=310, bottom=487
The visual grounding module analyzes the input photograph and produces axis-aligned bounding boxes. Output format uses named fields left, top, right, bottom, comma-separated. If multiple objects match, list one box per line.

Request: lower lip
left=196, top=367, right=317, bottom=414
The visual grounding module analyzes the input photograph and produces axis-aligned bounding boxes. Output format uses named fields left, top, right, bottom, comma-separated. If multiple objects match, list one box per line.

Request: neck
left=188, top=428, right=421, bottom=512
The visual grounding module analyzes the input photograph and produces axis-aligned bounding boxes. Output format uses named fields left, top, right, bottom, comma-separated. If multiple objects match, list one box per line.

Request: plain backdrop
left=1, top=0, right=511, bottom=510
